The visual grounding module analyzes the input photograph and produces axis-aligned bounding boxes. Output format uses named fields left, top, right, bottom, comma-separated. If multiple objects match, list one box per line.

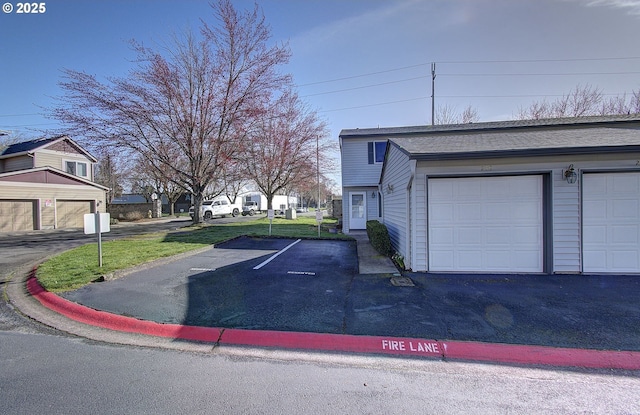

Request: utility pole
left=431, top=62, right=436, bottom=126
left=316, top=134, right=321, bottom=237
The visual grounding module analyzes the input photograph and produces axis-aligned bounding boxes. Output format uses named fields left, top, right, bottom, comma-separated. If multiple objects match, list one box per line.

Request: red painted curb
left=26, top=276, right=640, bottom=370
left=442, top=340, right=640, bottom=370
left=27, top=277, right=221, bottom=343
left=220, top=328, right=443, bottom=358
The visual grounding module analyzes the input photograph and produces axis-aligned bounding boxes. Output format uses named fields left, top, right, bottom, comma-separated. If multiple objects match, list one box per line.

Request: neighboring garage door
left=428, top=175, right=544, bottom=273
left=583, top=172, right=640, bottom=273
left=0, top=200, right=35, bottom=232
left=57, top=200, right=92, bottom=229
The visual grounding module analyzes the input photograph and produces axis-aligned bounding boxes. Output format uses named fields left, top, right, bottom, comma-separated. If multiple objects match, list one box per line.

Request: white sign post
left=84, top=212, right=110, bottom=267
left=316, top=209, right=323, bottom=237
left=267, top=209, right=275, bottom=236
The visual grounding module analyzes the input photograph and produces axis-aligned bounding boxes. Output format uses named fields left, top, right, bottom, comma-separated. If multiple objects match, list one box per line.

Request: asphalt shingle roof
left=1, top=135, right=67, bottom=156
left=340, top=115, right=640, bottom=160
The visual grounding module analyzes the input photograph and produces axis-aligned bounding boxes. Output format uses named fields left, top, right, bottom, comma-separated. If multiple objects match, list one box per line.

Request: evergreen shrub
left=366, top=220, right=393, bottom=257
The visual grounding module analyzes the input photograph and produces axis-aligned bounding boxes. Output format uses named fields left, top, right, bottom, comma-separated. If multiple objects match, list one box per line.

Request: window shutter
left=368, top=142, right=374, bottom=164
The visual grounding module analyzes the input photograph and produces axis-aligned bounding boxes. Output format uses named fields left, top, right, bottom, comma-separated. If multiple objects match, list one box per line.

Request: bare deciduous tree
left=94, top=151, right=125, bottom=205
left=50, top=0, right=291, bottom=223
left=517, top=84, right=640, bottom=120
left=435, top=104, right=479, bottom=125
left=243, top=90, right=330, bottom=210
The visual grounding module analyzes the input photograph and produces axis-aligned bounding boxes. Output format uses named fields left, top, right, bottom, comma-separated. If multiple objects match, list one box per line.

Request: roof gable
left=0, top=135, right=97, bottom=162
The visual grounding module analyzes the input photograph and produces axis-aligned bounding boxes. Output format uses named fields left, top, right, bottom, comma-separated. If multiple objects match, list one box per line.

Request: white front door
left=583, top=172, right=640, bottom=273
left=349, top=192, right=367, bottom=230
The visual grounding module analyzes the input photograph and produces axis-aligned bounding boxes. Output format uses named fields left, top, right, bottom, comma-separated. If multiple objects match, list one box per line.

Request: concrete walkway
left=350, top=231, right=399, bottom=274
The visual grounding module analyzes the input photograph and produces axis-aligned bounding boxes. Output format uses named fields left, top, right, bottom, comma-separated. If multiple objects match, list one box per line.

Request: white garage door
left=0, top=200, right=35, bottom=232
left=57, top=200, right=92, bottom=229
left=583, top=172, right=640, bottom=273
left=428, top=175, right=544, bottom=272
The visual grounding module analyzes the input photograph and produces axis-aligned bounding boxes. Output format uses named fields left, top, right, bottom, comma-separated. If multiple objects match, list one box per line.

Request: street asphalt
left=8, top=227, right=640, bottom=369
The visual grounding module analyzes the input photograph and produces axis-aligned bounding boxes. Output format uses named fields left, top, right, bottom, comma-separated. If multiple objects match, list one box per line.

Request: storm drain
left=390, top=276, right=415, bottom=287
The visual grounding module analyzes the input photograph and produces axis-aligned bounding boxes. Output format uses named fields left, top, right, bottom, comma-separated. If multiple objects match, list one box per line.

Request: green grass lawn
left=37, top=216, right=348, bottom=293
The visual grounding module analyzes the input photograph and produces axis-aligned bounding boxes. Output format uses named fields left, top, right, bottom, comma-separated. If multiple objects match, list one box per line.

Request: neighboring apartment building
left=340, top=115, right=640, bottom=275
left=0, top=135, right=108, bottom=232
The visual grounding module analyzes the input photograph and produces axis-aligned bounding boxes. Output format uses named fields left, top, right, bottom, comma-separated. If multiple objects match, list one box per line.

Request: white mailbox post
left=84, top=212, right=111, bottom=267
left=267, top=209, right=275, bottom=236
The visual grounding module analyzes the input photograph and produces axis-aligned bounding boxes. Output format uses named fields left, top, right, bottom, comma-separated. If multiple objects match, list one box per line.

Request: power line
left=0, top=113, right=42, bottom=118
left=302, top=70, right=640, bottom=98
left=302, top=76, right=427, bottom=97
left=441, top=71, right=640, bottom=77
left=296, top=63, right=429, bottom=87
left=296, top=56, right=640, bottom=87
left=438, top=57, right=640, bottom=64
left=319, top=97, right=427, bottom=113
left=318, top=91, right=636, bottom=113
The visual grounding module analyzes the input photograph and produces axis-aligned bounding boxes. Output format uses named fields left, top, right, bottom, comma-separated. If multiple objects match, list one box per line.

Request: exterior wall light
left=386, top=183, right=394, bottom=193
left=564, top=164, right=578, bottom=184
left=371, top=191, right=376, bottom=199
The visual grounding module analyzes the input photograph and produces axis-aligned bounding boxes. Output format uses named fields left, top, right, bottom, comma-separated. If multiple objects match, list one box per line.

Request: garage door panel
left=430, top=251, right=454, bottom=269
left=429, top=180, right=454, bottom=198
left=486, top=202, right=512, bottom=220
left=514, top=226, right=541, bottom=244
left=428, top=175, right=544, bottom=273
left=612, top=175, right=640, bottom=192
left=459, top=227, right=482, bottom=244
left=612, top=199, right=638, bottom=218
left=458, top=203, right=482, bottom=219
left=612, top=225, right=638, bottom=243
left=459, top=251, right=483, bottom=269
left=457, top=181, right=482, bottom=198
left=431, top=204, right=454, bottom=221
left=583, top=172, right=640, bottom=273
left=431, top=227, right=454, bottom=244
left=485, top=227, right=510, bottom=244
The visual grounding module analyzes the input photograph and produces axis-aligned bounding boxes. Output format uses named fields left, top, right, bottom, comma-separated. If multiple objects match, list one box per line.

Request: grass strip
left=37, top=216, right=347, bottom=292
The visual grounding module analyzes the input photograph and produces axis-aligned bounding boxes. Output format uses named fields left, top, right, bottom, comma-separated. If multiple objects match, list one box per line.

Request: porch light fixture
left=564, top=164, right=578, bottom=184
left=386, top=183, right=394, bottom=193
left=371, top=191, right=376, bottom=199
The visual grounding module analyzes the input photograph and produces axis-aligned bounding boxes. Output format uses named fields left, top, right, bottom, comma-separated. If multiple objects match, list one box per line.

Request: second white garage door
left=583, top=172, right=640, bottom=273
left=428, top=175, right=544, bottom=273
left=57, top=200, right=92, bottom=229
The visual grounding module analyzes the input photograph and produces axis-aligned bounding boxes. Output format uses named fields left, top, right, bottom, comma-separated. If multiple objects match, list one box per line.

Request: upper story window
left=368, top=141, right=387, bottom=164
left=65, top=160, right=88, bottom=178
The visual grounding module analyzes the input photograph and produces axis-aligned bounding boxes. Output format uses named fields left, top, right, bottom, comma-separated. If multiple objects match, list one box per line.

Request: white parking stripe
left=287, top=271, right=316, bottom=276
left=190, top=268, right=216, bottom=272
left=253, top=239, right=302, bottom=270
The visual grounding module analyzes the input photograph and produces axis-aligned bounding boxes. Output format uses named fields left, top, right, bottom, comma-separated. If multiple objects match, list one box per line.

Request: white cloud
left=568, top=0, right=640, bottom=16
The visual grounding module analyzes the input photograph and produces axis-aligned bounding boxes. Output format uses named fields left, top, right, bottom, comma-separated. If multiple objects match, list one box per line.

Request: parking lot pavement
left=59, top=236, right=640, bottom=353
left=61, top=237, right=358, bottom=334
left=345, top=273, right=640, bottom=351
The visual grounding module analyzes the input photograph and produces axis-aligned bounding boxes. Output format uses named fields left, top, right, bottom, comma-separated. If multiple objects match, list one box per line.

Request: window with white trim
left=65, top=160, right=88, bottom=178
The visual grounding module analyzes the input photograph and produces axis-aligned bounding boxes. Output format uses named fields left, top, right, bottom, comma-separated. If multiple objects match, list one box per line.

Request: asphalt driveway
left=61, top=236, right=640, bottom=351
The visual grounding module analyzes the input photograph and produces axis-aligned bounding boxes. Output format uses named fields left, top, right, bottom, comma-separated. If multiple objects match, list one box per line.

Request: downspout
left=407, top=159, right=417, bottom=271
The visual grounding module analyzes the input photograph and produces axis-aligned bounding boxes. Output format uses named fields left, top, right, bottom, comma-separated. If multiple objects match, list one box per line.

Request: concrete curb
left=26, top=276, right=640, bottom=370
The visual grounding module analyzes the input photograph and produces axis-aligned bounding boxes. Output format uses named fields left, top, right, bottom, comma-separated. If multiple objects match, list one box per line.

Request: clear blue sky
left=2, top=0, right=640, bottom=186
